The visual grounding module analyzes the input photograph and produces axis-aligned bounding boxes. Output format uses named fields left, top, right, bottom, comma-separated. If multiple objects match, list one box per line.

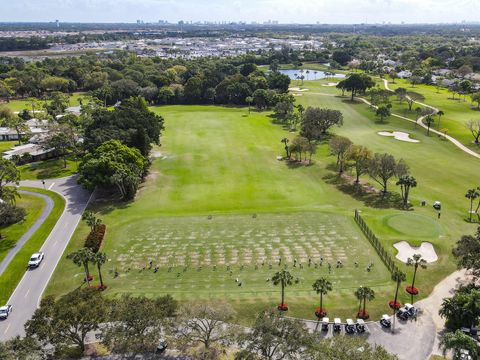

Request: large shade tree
left=336, top=73, right=375, bottom=101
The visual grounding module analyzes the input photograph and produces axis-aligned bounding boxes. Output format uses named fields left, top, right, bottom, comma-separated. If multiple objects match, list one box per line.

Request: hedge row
left=354, top=210, right=399, bottom=274
left=84, top=224, right=106, bottom=253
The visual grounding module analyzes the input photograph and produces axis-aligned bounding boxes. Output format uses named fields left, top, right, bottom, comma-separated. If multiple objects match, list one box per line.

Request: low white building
left=0, top=119, right=49, bottom=141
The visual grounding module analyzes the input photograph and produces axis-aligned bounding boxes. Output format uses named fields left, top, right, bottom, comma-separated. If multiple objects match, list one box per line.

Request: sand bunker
left=393, top=241, right=438, bottom=263
left=288, top=87, right=309, bottom=92
left=378, top=131, right=419, bottom=143
left=292, top=93, right=303, bottom=97
left=322, top=82, right=339, bottom=87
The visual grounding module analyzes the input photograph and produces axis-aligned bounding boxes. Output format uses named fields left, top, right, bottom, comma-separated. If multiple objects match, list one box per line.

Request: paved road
left=0, top=191, right=54, bottom=276
left=0, top=176, right=91, bottom=341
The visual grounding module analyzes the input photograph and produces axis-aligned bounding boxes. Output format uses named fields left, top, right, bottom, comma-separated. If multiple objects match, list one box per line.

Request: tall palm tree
left=361, top=287, right=375, bottom=318
left=354, top=286, right=365, bottom=314
left=440, top=330, right=478, bottom=360
left=271, top=270, right=298, bottom=310
left=437, top=110, right=444, bottom=129
left=312, top=278, right=332, bottom=316
left=425, top=115, right=435, bottom=136
left=306, top=70, right=310, bottom=81
left=390, top=269, right=406, bottom=332
left=406, top=254, right=427, bottom=295
left=281, top=138, right=290, bottom=158
left=465, top=188, right=479, bottom=222
left=92, top=252, right=108, bottom=289
left=67, top=247, right=95, bottom=286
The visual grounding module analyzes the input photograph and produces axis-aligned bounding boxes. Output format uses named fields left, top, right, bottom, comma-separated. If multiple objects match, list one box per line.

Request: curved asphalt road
left=0, top=176, right=92, bottom=341
left=0, top=191, right=54, bottom=276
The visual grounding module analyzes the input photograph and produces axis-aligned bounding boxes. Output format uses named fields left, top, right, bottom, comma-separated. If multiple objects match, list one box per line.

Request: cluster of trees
left=328, top=137, right=415, bottom=205
left=1, top=287, right=397, bottom=360
left=336, top=73, right=375, bottom=101
left=0, top=158, right=24, bottom=228
left=436, top=227, right=480, bottom=359
left=78, top=97, right=163, bottom=200
left=0, top=52, right=290, bottom=107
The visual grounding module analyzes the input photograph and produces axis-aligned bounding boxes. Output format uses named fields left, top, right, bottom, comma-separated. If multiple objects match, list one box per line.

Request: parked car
left=28, top=252, right=44, bottom=268
left=321, top=317, right=329, bottom=331
left=345, top=318, right=355, bottom=334
left=356, top=318, right=366, bottom=333
left=380, top=314, right=391, bottom=328
left=0, top=305, right=13, bottom=319
left=333, top=318, right=341, bottom=332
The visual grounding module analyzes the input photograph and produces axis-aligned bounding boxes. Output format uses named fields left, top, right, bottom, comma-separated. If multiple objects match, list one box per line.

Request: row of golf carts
left=321, top=317, right=367, bottom=334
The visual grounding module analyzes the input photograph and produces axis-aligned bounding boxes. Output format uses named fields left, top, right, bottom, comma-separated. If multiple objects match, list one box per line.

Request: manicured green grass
left=0, top=193, right=46, bottom=263
left=46, top=75, right=480, bottom=323
left=386, top=79, right=480, bottom=154
left=0, top=187, right=65, bottom=305
left=0, top=141, right=17, bottom=155
left=19, top=157, right=79, bottom=180
left=0, top=92, right=89, bottom=113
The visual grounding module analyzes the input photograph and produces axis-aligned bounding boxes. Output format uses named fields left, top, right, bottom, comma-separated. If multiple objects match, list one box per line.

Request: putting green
left=383, top=213, right=442, bottom=238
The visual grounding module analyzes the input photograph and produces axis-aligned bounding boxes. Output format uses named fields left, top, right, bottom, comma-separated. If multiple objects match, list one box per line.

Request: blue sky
left=0, top=0, right=478, bottom=24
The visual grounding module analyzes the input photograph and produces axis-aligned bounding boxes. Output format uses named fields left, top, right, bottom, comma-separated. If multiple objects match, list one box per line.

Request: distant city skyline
left=0, top=0, right=478, bottom=24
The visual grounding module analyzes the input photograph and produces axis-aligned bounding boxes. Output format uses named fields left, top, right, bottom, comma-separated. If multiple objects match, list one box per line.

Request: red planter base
left=277, top=303, right=289, bottom=311
left=357, top=310, right=370, bottom=319
left=315, top=308, right=327, bottom=318
left=84, top=275, right=94, bottom=282
left=389, top=300, right=401, bottom=310
left=90, top=284, right=108, bottom=291
left=406, top=286, right=419, bottom=295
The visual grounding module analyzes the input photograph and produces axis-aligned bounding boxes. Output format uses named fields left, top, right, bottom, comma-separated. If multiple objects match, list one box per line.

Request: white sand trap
left=288, top=87, right=309, bottom=92
left=393, top=241, right=438, bottom=263
left=322, top=82, right=339, bottom=87
left=378, top=131, right=420, bottom=143
left=292, top=94, right=303, bottom=97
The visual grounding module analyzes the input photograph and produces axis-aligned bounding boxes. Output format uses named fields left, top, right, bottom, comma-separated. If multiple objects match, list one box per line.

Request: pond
left=277, top=69, right=346, bottom=80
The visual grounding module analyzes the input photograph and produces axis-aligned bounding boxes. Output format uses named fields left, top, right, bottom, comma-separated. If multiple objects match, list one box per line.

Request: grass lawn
left=19, top=157, right=79, bottom=180
left=0, top=141, right=17, bottom=155
left=0, top=193, right=46, bottom=263
left=0, top=92, right=89, bottom=113
left=46, top=91, right=480, bottom=323
left=385, top=78, right=480, bottom=154
left=0, top=187, right=65, bottom=305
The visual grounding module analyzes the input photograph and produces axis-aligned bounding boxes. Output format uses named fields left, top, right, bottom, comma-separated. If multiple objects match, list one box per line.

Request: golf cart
left=397, top=303, right=416, bottom=320
left=321, top=317, right=329, bottom=331
left=333, top=318, right=341, bottom=332
left=380, top=314, right=391, bottom=328
left=459, top=349, right=472, bottom=360
left=345, top=318, right=355, bottom=334
left=155, top=339, right=167, bottom=354
left=356, top=318, right=366, bottom=333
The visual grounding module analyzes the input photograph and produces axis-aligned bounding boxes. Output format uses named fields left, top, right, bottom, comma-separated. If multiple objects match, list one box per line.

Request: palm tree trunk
left=281, top=280, right=285, bottom=305
left=98, top=264, right=104, bottom=287
left=84, top=263, right=90, bottom=286
left=320, top=293, right=323, bottom=311
left=411, top=266, right=418, bottom=289
left=362, top=296, right=367, bottom=315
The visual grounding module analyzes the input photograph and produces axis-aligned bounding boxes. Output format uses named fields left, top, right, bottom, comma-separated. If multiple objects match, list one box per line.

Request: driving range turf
left=45, top=78, right=479, bottom=322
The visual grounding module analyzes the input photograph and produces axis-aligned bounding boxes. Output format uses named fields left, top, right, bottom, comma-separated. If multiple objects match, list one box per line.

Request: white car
left=28, top=252, right=44, bottom=268
left=0, top=305, right=12, bottom=319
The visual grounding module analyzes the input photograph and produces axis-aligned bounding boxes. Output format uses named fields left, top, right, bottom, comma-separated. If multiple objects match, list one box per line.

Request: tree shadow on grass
left=323, top=173, right=403, bottom=209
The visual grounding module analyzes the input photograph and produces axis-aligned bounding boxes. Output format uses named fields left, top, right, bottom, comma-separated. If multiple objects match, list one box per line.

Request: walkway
left=0, top=176, right=92, bottom=341
left=0, top=191, right=54, bottom=276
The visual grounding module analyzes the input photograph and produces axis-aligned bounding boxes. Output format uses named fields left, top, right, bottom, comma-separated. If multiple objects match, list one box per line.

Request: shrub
left=0, top=203, right=26, bottom=226
left=84, top=224, right=106, bottom=253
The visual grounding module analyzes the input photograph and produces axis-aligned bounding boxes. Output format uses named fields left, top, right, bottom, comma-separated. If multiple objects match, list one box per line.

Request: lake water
left=278, top=69, right=346, bottom=80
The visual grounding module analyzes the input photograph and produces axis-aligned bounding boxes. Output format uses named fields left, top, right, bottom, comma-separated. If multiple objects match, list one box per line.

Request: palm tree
left=306, top=70, right=310, bottom=81
left=465, top=188, right=479, bottom=222
left=390, top=269, right=406, bottom=332
left=67, top=248, right=95, bottom=286
left=437, top=110, right=444, bottom=129
left=396, top=175, right=417, bottom=208
left=92, top=252, right=108, bottom=289
left=312, top=277, right=332, bottom=317
left=314, top=71, right=318, bottom=79
left=425, top=115, right=435, bottom=136
left=354, top=286, right=365, bottom=314
left=406, top=254, right=427, bottom=298
left=281, top=138, right=290, bottom=158
left=271, top=270, right=298, bottom=310
left=440, top=330, right=478, bottom=360
left=82, top=211, right=102, bottom=232
left=245, top=96, right=253, bottom=114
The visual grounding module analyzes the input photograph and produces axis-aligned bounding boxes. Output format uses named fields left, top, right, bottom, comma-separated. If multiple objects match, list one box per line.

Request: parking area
left=304, top=310, right=436, bottom=360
